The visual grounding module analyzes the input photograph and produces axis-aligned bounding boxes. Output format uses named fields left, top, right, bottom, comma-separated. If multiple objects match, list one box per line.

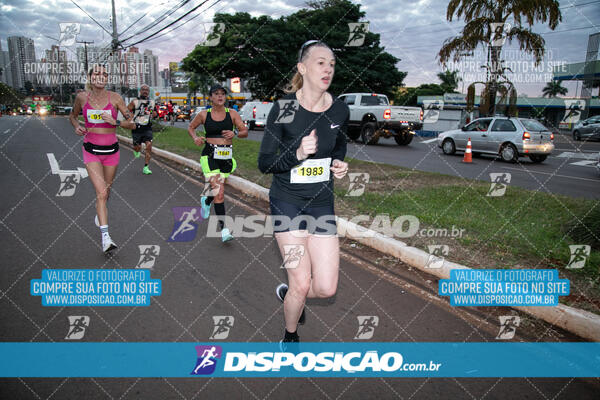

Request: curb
left=117, top=134, right=600, bottom=342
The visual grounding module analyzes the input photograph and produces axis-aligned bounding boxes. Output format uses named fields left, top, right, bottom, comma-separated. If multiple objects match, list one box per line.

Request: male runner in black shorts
left=128, top=84, right=157, bottom=174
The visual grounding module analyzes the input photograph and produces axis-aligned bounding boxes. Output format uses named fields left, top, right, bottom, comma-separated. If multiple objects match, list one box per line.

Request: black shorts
left=269, top=196, right=337, bottom=235
left=200, top=144, right=236, bottom=178
left=132, top=130, right=153, bottom=146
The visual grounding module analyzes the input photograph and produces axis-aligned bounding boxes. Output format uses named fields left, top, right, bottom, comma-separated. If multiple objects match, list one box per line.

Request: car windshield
left=360, top=95, right=389, bottom=106
left=520, top=119, right=547, bottom=131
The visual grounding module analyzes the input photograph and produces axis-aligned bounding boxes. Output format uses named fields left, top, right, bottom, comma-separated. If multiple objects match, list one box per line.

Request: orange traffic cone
left=462, top=137, right=473, bottom=163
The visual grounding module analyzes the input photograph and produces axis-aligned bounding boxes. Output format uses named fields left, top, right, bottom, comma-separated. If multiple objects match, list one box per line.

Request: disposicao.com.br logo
left=191, top=344, right=442, bottom=376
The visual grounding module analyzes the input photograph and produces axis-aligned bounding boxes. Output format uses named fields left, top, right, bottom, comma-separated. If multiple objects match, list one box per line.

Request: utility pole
left=111, top=0, right=122, bottom=93
left=76, top=40, right=94, bottom=72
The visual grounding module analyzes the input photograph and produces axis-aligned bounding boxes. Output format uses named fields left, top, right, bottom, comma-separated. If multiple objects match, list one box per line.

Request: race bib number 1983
left=290, top=157, right=331, bottom=184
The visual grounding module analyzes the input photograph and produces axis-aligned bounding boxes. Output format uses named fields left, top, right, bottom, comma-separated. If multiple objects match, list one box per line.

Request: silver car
left=572, top=115, right=600, bottom=141
left=438, top=117, right=555, bottom=163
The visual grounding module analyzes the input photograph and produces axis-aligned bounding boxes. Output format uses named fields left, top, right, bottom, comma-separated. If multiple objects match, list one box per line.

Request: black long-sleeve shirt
left=258, top=92, right=349, bottom=207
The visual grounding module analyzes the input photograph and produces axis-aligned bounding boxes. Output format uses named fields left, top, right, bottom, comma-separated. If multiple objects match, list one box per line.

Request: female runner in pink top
left=69, top=64, right=136, bottom=253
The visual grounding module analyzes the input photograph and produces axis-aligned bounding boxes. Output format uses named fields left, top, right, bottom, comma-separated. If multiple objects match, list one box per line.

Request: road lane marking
left=3, top=129, right=9, bottom=134
left=420, top=138, right=438, bottom=144
left=556, top=151, right=598, bottom=160
left=570, top=160, right=597, bottom=167
left=46, top=153, right=88, bottom=178
left=501, top=166, right=599, bottom=182
left=554, top=148, right=599, bottom=152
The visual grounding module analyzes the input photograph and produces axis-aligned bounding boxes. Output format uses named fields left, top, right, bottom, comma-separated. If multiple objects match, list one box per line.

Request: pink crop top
left=82, top=91, right=118, bottom=129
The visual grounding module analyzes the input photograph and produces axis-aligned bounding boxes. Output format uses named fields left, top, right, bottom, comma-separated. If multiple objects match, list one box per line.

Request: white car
left=438, top=117, right=554, bottom=163
left=240, top=101, right=273, bottom=130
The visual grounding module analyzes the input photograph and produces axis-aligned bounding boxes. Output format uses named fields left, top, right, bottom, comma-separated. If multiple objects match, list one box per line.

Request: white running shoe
left=102, top=235, right=117, bottom=253
left=94, top=215, right=99, bottom=227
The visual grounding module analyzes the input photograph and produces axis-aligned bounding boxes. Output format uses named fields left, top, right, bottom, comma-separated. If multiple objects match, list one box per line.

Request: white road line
left=419, top=138, right=438, bottom=144
left=46, top=153, right=88, bottom=178
left=47, top=153, right=60, bottom=174
left=554, top=148, right=598, bottom=152
left=3, top=129, right=10, bottom=134
left=556, top=151, right=598, bottom=160
left=570, top=160, right=597, bottom=167
left=501, top=166, right=599, bottom=182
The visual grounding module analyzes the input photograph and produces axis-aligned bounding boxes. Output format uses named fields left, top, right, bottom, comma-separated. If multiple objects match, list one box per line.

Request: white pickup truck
left=338, top=93, right=423, bottom=145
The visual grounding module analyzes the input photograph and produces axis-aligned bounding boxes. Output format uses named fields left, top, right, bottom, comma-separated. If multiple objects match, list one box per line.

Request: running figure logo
left=58, top=22, right=80, bottom=46
left=422, top=100, right=444, bottom=123
left=201, top=23, right=225, bottom=46
left=496, top=315, right=520, bottom=340
left=282, top=244, right=305, bottom=269
left=354, top=316, right=379, bottom=340
left=65, top=316, right=89, bottom=340
left=490, top=22, right=511, bottom=46
left=191, top=345, right=222, bottom=375
left=210, top=316, right=234, bottom=340
left=562, top=100, right=586, bottom=124
left=56, top=173, right=81, bottom=197
left=136, top=245, right=160, bottom=269
left=200, top=176, right=223, bottom=198
left=275, top=100, right=298, bottom=124
left=168, top=207, right=203, bottom=242
left=487, top=173, right=511, bottom=197
left=346, top=173, right=370, bottom=197
left=345, top=22, right=369, bottom=46
left=426, top=244, right=449, bottom=269
left=566, top=245, right=590, bottom=269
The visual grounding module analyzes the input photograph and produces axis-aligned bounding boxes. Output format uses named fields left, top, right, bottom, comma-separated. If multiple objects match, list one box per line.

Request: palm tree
left=437, top=70, right=462, bottom=93
left=438, top=0, right=561, bottom=116
left=542, top=80, right=568, bottom=98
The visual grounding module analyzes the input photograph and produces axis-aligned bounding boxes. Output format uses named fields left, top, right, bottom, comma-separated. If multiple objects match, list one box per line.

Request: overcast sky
left=1, top=0, right=599, bottom=97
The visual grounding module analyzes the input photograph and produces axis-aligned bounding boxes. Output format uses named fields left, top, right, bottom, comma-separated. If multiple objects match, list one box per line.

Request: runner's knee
left=96, top=190, right=109, bottom=203
left=288, top=280, right=311, bottom=299
left=312, top=280, right=337, bottom=298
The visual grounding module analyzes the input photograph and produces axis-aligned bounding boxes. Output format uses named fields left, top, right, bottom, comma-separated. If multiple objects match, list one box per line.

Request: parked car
left=572, top=115, right=600, bottom=141
left=240, top=101, right=273, bottom=130
left=596, top=152, right=600, bottom=175
left=338, top=93, right=423, bottom=145
left=437, top=117, right=555, bottom=163
left=190, top=106, right=207, bottom=122
left=57, top=106, right=73, bottom=115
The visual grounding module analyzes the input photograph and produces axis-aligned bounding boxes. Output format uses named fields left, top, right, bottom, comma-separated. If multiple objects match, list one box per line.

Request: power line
left=120, top=0, right=191, bottom=43
left=138, top=0, right=222, bottom=44
left=119, top=13, right=149, bottom=36
left=560, top=0, right=600, bottom=8
left=538, top=25, right=599, bottom=35
left=125, top=0, right=214, bottom=47
left=69, top=0, right=112, bottom=35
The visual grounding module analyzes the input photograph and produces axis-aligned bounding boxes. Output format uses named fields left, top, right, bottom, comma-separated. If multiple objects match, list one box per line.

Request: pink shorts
left=83, top=132, right=120, bottom=166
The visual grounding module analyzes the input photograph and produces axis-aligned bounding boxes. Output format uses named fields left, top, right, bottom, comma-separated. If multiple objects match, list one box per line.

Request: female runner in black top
left=188, top=84, right=248, bottom=242
left=258, top=41, right=349, bottom=345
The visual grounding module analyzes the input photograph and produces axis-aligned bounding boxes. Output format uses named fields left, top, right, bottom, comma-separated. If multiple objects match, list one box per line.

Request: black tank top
left=204, top=108, right=233, bottom=138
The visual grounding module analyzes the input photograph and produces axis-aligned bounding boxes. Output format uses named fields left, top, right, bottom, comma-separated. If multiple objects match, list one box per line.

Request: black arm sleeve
left=258, top=102, right=300, bottom=174
left=331, top=111, right=348, bottom=161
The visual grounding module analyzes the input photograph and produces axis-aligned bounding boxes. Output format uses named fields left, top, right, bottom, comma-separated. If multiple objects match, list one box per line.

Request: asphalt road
left=0, top=115, right=598, bottom=399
